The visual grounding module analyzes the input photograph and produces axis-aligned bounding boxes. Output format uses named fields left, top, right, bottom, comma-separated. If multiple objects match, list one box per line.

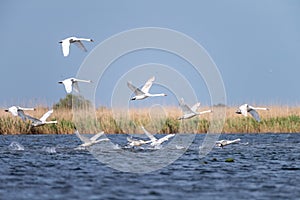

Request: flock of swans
left=3, top=36, right=270, bottom=149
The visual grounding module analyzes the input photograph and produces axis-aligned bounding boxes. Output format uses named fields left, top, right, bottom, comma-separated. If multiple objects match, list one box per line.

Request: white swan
left=58, top=77, right=92, bottom=93
left=236, top=104, right=269, bottom=122
left=4, top=106, right=35, bottom=118
left=178, top=98, right=212, bottom=120
left=75, top=130, right=109, bottom=147
left=18, top=109, right=57, bottom=127
left=141, top=126, right=175, bottom=147
left=126, top=137, right=151, bottom=147
left=59, top=36, right=94, bottom=57
left=216, top=138, right=241, bottom=148
left=127, top=76, right=167, bottom=100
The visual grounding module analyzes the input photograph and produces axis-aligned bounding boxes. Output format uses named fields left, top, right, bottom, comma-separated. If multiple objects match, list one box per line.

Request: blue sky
left=0, top=0, right=299, bottom=108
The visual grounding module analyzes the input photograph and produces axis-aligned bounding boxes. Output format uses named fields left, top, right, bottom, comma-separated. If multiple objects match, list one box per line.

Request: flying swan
left=216, top=138, right=241, bottom=148
left=4, top=106, right=35, bottom=120
left=141, top=126, right=175, bottom=147
left=58, top=77, right=92, bottom=93
left=236, top=104, right=269, bottom=122
left=18, top=109, right=57, bottom=127
left=59, top=36, right=94, bottom=57
left=127, top=76, right=167, bottom=100
left=178, top=98, right=212, bottom=120
left=75, top=130, right=109, bottom=147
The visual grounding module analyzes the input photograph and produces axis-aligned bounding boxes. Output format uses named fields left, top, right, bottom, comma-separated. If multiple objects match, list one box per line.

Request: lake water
left=0, top=133, right=299, bottom=200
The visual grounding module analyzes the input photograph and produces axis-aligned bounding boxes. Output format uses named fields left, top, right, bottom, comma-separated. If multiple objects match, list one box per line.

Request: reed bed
left=0, top=106, right=299, bottom=134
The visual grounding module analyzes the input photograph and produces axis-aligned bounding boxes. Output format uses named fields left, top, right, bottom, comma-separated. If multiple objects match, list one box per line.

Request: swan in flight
left=216, top=138, right=241, bottom=148
left=4, top=106, right=35, bottom=118
left=75, top=130, right=109, bottom=147
left=127, top=76, right=167, bottom=100
left=58, top=77, right=92, bottom=93
left=59, top=36, right=94, bottom=57
left=178, top=98, right=212, bottom=120
left=141, top=126, right=175, bottom=147
left=18, top=109, right=57, bottom=127
left=126, top=137, right=151, bottom=147
left=236, top=104, right=269, bottom=122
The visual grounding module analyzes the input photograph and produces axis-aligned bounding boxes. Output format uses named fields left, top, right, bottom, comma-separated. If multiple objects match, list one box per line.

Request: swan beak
left=130, top=97, right=136, bottom=101
left=59, top=41, right=62, bottom=43
left=4, top=109, right=8, bottom=112
left=58, top=81, right=63, bottom=84
left=90, top=39, right=94, bottom=42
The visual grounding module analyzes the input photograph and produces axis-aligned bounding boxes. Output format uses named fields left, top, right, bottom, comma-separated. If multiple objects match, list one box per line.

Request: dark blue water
left=0, top=133, right=299, bottom=200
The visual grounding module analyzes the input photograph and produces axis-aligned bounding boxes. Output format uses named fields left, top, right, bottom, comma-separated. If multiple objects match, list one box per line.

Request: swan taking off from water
left=18, top=109, right=57, bottom=127
left=75, top=130, right=109, bottom=147
left=126, top=137, right=151, bottom=147
left=4, top=106, right=35, bottom=118
left=178, top=98, right=212, bottom=120
left=216, top=138, right=241, bottom=148
left=236, top=104, right=269, bottom=122
left=141, top=126, right=175, bottom=147
left=127, top=76, right=167, bottom=100
left=59, top=36, right=94, bottom=57
left=58, top=77, right=92, bottom=93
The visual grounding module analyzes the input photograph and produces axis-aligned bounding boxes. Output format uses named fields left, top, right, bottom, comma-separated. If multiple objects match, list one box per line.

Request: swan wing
left=75, top=130, right=90, bottom=143
left=191, top=102, right=200, bottom=112
left=74, top=41, right=87, bottom=52
left=141, top=126, right=156, bottom=142
left=90, top=131, right=104, bottom=141
left=62, top=80, right=73, bottom=93
left=157, top=134, right=175, bottom=144
left=127, top=82, right=144, bottom=95
left=72, top=82, right=80, bottom=93
left=39, top=110, right=53, bottom=122
left=19, top=111, right=40, bottom=123
left=61, top=40, right=70, bottom=57
left=17, top=110, right=30, bottom=121
left=239, top=104, right=248, bottom=116
left=249, top=109, right=261, bottom=122
left=141, top=76, right=155, bottom=93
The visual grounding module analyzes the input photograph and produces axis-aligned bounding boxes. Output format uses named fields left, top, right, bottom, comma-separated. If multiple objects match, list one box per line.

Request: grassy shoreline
left=0, top=106, right=300, bottom=134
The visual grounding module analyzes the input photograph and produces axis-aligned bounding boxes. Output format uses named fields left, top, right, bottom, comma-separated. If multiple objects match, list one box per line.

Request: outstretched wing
left=141, top=126, right=156, bottom=142
left=74, top=41, right=87, bottom=52
left=141, top=76, right=155, bottom=93
left=63, top=80, right=73, bottom=93
left=18, top=110, right=40, bottom=123
left=17, top=110, right=29, bottom=121
left=179, top=98, right=194, bottom=114
left=62, top=40, right=70, bottom=57
left=75, top=130, right=90, bottom=143
left=239, top=104, right=248, bottom=116
left=249, top=109, right=261, bottom=122
left=72, top=82, right=80, bottom=93
left=90, top=131, right=104, bottom=141
left=191, top=102, right=200, bottom=112
left=127, top=81, right=144, bottom=95
left=40, top=110, right=54, bottom=122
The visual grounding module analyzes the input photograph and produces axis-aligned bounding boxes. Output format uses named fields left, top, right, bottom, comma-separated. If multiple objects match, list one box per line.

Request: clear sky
left=1, top=0, right=299, bottom=108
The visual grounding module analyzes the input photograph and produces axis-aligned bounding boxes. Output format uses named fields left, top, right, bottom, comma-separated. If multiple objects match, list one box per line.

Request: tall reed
left=0, top=106, right=299, bottom=134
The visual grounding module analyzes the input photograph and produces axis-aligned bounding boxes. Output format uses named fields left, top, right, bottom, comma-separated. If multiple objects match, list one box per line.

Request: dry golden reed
left=0, top=106, right=299, bottom=134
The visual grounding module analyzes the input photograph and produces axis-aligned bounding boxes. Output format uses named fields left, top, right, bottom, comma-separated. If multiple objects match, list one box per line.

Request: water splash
left=8, top=141, right=25, bottom=151
left=42, top=147, right=57, bottom=153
